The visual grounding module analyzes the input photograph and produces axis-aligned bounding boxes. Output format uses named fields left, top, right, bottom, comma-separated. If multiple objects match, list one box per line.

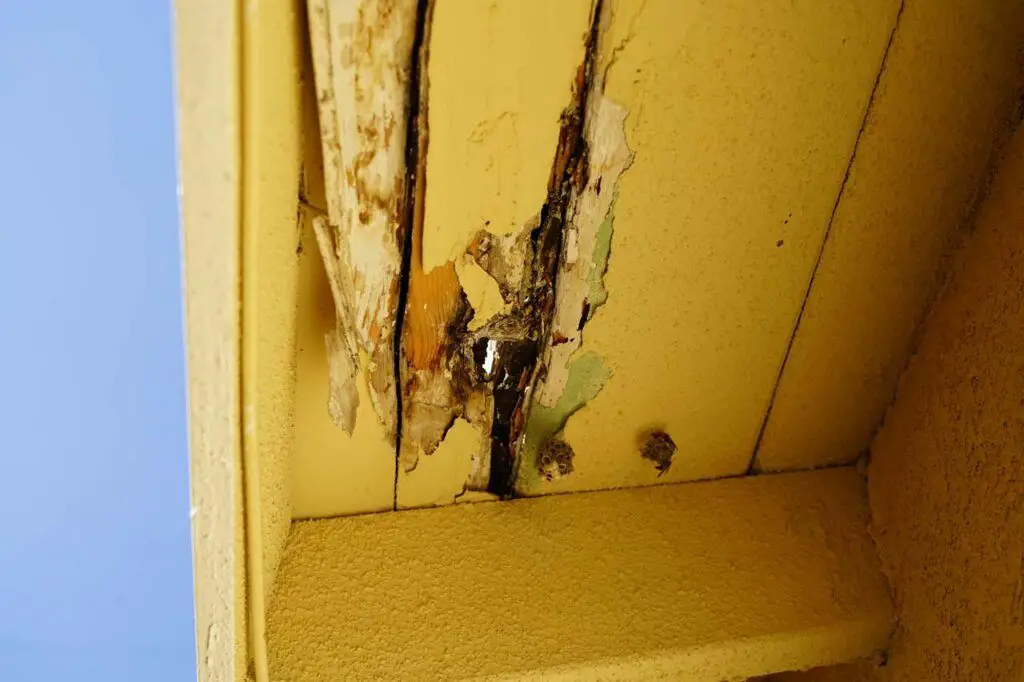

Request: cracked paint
left=420, top=0, right=595, bottom=273
left=535, top=94, right=632, bottom=411
left=396, top=0, right=598, bottom=503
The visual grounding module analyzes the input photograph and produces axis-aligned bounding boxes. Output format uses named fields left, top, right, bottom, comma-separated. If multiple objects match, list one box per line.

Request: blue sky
left=0, top=2, right=197, bottom=680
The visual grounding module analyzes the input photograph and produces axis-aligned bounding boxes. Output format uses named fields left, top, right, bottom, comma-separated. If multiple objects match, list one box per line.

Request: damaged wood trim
left=395, top=0, right=470, bottom=477
left=493, top=0, right=608, bottom=496
left=396, top=0, right=608, bottom=500
left=308, top=0, right=623, bottom=505
left=516, top=0, right=636, bottom=494
left=306, top=0, right=420, bottom=441
left=394, top=0, right=436, bottom=507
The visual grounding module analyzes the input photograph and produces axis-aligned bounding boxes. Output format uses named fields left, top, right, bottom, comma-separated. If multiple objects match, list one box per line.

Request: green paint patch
left=585, top=192, right=618, bottom=313
left=516, top=352, right=610, bottom=493
left=514, top=168, right=627, bottom=492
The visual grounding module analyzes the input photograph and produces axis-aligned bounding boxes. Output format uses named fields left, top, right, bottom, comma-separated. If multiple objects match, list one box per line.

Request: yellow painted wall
left=756, top=0, right=1024, bottom=472
left=760, top=123, right=1024, bottom=682
left=862, top=121, right=1024, bottom=682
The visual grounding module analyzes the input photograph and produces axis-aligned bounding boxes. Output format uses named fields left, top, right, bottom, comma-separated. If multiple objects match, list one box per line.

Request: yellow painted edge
left=238, top=0, right=304, bottom=680
left=174, top=0, right=245, bottom=680
left=482, top=622, right=890, bottom=681
left=239, top=3, right=270, bottom=677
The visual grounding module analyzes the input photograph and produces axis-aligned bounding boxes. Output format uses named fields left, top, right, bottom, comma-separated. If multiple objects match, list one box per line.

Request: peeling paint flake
left=537, top=95, right=633, bottom=409
left=397, top=418, right=483, bottom=509
left=324, top=324, right=360, bottom=433
left=307, top=0, right=419, bottom=438
left=456, top=257, right=508, bottom=331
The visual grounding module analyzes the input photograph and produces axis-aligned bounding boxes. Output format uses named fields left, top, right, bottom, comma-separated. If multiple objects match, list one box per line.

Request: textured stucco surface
left=237, top=5, right=310, bottom=680
left=756, top=0, right=1024, bottom=472
left=864, top=123, right=1024, bottom=682
left=240, top=0, right=302, bottom=612
left=761, top=125, right=1024, bottom=682
left=175, top=1, right=246, bottom=680
left=760, top=660, right=878, bottom=682
left=266, top=468, right=891, bottom=680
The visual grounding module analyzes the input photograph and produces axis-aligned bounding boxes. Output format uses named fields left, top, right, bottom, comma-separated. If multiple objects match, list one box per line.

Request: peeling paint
left=537, top=93, right=632, bottom=409
left=324, top=324, right=359, bottom=433
left=517, top=352, right=610, bottom=493
left=292, top=205, right=398, bottom=518
left=465, top=228, right=533, bottom=304
left=456, top=257, right=508, bottom=331
left=511, top=3, right=636, bottom=491
left=420, top=0, right=595, bottom=273
left=307, top=0, right=418, bottom=437
left=396, top=0, right=600, bottom=500
left=396, top=418, right=483, bottom=508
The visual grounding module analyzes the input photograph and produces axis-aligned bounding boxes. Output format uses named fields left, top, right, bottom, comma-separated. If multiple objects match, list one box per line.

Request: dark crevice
left=745, top=0, right=906, bottom=475
left=393, top=0, right=433, bottom=510
left=485, top=0, right=606, bottom=497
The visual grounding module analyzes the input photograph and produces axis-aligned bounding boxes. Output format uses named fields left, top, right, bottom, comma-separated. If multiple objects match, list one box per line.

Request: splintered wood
left=397, top=0, right=599, bottom=502
left=306, top=0, right=629, bottom=506
left=306, top=0, right=418, bottom=438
